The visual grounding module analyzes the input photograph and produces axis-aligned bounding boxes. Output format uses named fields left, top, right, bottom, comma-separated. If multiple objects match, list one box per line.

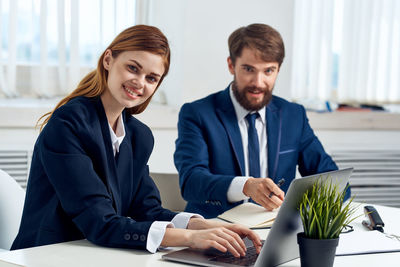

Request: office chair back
left=0, top=169, right=25, bottom=250
left=150, top=172, right=187, bottom=212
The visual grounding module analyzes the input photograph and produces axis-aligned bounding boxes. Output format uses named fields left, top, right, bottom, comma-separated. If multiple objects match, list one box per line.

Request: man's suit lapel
left=266, top=98, right=282, bottom=181
left=216, top=87, right=245, bottom=175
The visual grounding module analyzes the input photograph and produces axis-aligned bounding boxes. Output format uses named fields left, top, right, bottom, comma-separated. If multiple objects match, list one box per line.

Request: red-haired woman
left=11, top=25, right=261, bottom=257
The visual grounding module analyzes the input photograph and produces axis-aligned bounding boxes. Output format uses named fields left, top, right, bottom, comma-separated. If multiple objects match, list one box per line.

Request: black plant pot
left=297, top=232, right=339, bottom=267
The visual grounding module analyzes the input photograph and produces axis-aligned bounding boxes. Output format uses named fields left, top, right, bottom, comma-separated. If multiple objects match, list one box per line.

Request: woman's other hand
left=187, top=218, right=262, bottom=254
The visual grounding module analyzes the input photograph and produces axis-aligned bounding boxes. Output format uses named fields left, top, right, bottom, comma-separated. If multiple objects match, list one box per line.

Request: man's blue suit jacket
left=174, top=86, right=348, bottom=218
left=12, top=96, right=176, bottom=250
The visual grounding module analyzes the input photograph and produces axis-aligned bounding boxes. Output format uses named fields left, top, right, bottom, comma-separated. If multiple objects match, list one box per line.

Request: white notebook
left=217, top=202, right=279, bottom=229
left=337, top=230, right=400, bottom=255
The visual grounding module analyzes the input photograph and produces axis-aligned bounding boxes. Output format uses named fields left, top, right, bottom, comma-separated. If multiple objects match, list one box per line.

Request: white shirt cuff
left=146, top=221, right=174, bottom=253
left=227, top=176, right=250, bottom=203
left=145, top=212, right=204, bottom=253
left=171, top=212, right=204, bottom=229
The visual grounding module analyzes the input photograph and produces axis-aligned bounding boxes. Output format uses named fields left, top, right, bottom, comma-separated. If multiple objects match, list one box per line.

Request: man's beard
left=232, top=80, right=273, bottom=111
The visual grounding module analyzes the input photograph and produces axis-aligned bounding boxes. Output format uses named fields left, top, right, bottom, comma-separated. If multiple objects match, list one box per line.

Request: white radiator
left=0, top=150, right=32, bottom=189
left=1, top=149, right=400, bottom=208
left=331, top=149, right=400, bottom=208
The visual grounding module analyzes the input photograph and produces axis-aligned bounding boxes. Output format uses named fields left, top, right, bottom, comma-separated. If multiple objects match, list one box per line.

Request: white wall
left=148, top=0, right=295, bottom=107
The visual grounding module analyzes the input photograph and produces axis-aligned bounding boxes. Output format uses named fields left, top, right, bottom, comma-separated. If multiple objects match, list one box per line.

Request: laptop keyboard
left=208, top=241, right=264, bottom=266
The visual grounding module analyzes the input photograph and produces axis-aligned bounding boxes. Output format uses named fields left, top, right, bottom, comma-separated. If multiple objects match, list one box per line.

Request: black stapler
left=362, top=205, right=385, bottom=232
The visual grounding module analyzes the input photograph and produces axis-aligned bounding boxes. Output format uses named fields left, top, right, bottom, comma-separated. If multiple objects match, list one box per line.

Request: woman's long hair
left=37, top=25, right=170, bottom=130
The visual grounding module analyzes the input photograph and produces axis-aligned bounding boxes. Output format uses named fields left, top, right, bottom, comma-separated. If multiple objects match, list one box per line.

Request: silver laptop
left=162, top=168, right=353, bottom=267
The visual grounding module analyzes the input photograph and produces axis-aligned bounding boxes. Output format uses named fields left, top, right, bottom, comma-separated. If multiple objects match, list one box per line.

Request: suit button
left=140, top=235, right=146, bottom=242
left=124, top=233, right=131, bottom=241
left=132, top=234, right=139, bottom=240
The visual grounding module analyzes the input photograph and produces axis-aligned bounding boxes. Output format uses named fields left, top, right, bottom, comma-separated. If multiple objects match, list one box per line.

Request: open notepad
left=336, top=230, right=400, bottom=255
left=217, top=202, right=279, bottom=229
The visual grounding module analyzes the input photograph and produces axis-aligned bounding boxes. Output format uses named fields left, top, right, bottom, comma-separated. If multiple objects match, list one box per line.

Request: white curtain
left=0, top=0, right=137, bottom=99
left=135, top=0, right=150, bottom=25
left=291, top=0, right=400, bottom=104
left=0, top=0, right=18, bottom=97
left=338, top=0, right=400, bottom=103
left=291, top=0, right=334, bottom=102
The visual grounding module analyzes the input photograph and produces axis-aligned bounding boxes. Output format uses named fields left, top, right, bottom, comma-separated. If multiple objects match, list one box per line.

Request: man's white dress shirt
left=227, top=85, right=268, bottom=203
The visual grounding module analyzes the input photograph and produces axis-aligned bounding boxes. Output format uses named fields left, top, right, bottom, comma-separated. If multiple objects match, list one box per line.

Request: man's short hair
left=228, top=23, right=285, bottom=67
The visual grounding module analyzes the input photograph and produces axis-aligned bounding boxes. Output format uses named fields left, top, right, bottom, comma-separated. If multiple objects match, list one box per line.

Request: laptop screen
left=255, top=168, right=353, bottom=266
left=162, top=168, right=353, bottom=267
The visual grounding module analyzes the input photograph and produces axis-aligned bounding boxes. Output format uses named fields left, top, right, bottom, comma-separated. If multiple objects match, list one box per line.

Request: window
left=0, top=0, right=136, bottom=98
left=291, top=0, right=400, bottom=104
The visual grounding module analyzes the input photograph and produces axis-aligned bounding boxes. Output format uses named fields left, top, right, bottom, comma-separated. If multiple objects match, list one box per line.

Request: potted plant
left=297, top=178, right=357, bottom=267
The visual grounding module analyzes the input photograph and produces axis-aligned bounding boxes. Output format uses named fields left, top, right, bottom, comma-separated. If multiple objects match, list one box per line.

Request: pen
left=269, top=178, right=285, bottom=198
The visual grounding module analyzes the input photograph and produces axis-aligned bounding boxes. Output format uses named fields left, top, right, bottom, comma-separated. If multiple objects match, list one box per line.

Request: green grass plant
left=299, top=178, right=358, bottom=239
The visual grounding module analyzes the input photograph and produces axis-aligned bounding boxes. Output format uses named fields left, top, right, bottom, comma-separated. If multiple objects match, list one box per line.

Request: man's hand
left=243, top=177, right=285, bottom=210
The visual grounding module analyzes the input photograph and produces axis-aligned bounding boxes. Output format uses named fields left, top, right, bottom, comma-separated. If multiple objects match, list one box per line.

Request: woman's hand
left=187, top=218, right=262, bottom=254
left=162, top=218, right=262, bottom=257
left=187, top=227, right=247, bottom=257
left=186, top=217, right=217, bottom=230
left=221, top=223, right=262, bottom=254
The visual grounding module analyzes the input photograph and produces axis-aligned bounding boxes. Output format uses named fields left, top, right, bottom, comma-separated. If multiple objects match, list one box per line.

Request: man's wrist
left=227, top=176, right=251, bottom=202
left=243, top=177, right=255, bottom=197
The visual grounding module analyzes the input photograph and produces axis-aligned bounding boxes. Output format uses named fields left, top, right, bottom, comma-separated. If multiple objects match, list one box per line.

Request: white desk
left=1, top=203, right=399, bottom=267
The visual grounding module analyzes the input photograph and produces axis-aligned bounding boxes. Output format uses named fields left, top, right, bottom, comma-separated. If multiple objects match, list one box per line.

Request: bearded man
left=173, top=23, right=349, bottom=218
